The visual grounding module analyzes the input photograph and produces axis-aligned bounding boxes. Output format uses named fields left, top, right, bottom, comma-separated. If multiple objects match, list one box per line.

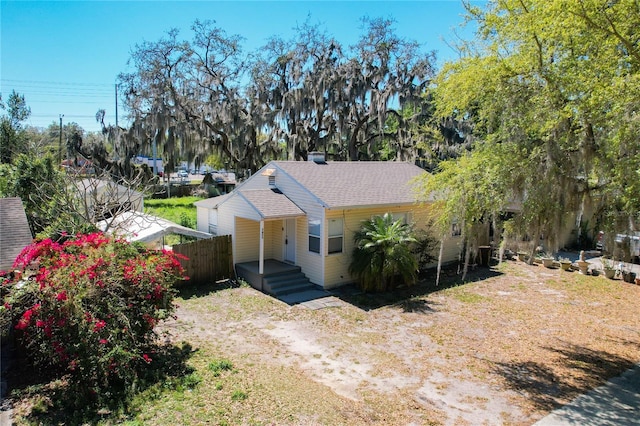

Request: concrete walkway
left=534, top=364, right=640, bottom=425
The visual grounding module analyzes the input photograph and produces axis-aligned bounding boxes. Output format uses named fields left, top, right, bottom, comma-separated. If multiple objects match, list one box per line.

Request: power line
left=1, top=78, right=113, bottom=88
left=30, top=114, right=103, bottom=118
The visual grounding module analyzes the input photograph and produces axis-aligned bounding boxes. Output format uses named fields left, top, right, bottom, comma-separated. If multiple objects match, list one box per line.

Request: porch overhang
left=237, top=188, right=305, bottom=220
left=236, top=189, right=306, bottom=275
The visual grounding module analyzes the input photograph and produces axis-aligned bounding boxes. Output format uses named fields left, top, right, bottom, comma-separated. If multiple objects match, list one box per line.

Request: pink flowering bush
left=1, top=232, right=187, bottom=397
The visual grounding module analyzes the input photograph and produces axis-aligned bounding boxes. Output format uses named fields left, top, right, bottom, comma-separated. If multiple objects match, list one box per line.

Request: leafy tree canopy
left=113, top=17, right=436, bottom=174
left=417, top=0, right=640, bottom=263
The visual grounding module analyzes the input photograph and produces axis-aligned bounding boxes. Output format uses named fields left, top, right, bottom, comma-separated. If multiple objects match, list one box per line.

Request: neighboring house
left=195, top=155, right=462, bottom=291
left=202, top=171, right=237, bottom=196
left=0, top=198, right=33, bottom=271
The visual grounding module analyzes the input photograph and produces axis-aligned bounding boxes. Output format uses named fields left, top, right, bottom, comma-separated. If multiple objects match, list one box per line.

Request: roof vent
left=261, top=168, right=277, bottom=188
left=308, top=152, right=326, bottom=164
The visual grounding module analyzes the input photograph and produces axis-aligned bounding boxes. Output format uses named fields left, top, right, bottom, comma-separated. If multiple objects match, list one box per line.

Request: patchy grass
left=446, top=288, right=490, bottom=304
left=8, top=261, right=640, bottom=425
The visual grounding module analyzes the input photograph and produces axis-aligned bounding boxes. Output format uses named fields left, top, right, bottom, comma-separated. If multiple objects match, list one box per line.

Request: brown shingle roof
left=0, top=198, right=34, bottom=271
left=273, top=161, right=426, bottom=209
left=238, top=189, right=305, bottom=219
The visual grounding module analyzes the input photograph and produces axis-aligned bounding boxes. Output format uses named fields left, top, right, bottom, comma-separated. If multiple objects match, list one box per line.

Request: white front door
left=284, top=218, right=296, bottom=263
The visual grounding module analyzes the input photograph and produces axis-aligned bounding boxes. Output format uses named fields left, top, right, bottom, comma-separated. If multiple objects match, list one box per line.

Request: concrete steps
left=263, top=269, right=316, bottom=296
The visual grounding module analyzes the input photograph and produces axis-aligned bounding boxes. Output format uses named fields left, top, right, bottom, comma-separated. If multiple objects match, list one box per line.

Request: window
left=392, top=212, right=408, bottom=225
left=328, top=218, right=343, bottom=254
left=452, top=222, right=462, bottom=237
left=308, top=218, right=321, bottom=253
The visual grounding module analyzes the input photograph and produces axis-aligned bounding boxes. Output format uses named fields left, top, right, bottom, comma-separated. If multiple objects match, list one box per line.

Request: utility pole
left=115, top=84, right=118, bottom=127
left=58, top=114, right=64, bottom=167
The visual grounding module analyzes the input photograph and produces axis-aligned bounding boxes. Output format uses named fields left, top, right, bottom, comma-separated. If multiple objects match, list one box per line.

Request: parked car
left=177, top=169, right=189, bottom=178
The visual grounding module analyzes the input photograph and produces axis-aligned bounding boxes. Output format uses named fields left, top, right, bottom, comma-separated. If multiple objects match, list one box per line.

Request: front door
left=284, top=218, right=296, bottom=263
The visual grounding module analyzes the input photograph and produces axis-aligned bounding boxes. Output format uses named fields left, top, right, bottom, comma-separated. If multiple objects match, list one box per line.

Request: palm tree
left=349, top=213, right=418, bottom=292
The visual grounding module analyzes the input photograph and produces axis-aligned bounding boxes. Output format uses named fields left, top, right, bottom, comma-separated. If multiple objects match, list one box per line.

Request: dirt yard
left=158, top=259, right=640, bottom=425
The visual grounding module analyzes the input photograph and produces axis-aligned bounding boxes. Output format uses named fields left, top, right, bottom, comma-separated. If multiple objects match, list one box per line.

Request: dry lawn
left=153, top=260, right=640, bottom=425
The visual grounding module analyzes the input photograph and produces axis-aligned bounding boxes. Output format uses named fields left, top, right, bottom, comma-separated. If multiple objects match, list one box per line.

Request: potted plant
left=518, top=252, right=530, bottom=263
left=559, top=257, right=572, bottom=271
left=540, top=253, right=555, bottom=268
left=503, top=249, right=515, bottom=261
left=621, top=268, right=636, bottom=283
left=602, top=258, right=616, bottom=279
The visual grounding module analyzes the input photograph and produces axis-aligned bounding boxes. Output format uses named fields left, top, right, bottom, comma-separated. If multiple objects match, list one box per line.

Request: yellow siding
left=411, top=207, right=462, bottom=267
left=234, top=217, right=259, bottom=263
left=264, top=220, right=280, bottom=261
left=296, top=216, right=324, bottom=285
left=271, top=220, right=284, bottom=261
left=323, top=206, right=420, bottom=288
left=323, top=205, right=462, bottom=288
left=232, top=218, right=286, bottom=263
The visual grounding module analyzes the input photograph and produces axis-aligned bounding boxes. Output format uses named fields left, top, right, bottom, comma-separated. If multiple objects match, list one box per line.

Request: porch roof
left=238, top=188, right=305, bottom=220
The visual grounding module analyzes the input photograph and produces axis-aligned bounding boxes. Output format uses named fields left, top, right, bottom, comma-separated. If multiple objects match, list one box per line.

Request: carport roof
left=97, top=211, right=212, bottom=243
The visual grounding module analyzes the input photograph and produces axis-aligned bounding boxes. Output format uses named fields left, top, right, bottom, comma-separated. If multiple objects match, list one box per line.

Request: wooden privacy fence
left=172, top=235, right=234, bottom=285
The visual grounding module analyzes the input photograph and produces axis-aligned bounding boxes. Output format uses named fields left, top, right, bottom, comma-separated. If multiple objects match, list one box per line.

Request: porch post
left=259, top=219, right=264, bottom=274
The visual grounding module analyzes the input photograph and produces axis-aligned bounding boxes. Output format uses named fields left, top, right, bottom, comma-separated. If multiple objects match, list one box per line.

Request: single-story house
left=202, top=170, right=237, bottom=196
left=195, top=154, right=462, bottom=291
left=0, top=198, right=34, bottom=271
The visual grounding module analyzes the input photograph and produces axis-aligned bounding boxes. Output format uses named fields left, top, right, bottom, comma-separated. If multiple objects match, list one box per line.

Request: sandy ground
left=161, top=259, right=640, bottom=425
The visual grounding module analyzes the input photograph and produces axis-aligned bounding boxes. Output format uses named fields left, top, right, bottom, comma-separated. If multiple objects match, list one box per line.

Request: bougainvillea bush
left=1, top=232, right=187, bottom=399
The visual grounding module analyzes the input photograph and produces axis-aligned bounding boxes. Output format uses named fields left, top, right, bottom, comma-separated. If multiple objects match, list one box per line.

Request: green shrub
left=349, top=213, right=418, bottom=292
left=208, top=359, right=233, bottom=376
left=1, top=232, right=187, bottom=402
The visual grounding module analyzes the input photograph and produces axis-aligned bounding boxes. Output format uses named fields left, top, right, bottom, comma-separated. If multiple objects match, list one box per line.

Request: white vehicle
left=615, top=233, right=640, bottom=258
left=597, top=231, right=640, bottom=258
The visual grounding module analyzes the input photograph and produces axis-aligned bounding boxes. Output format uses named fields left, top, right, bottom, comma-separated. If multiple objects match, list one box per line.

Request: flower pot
left=542, top=258, right=555, bottom=268
left=622, top=271, right=636, bottom=283
left=591, top=269, right=600, bottom=277
left=560, top=261, right=572, bottom=271
left=604, top=268, right=616, bottom=279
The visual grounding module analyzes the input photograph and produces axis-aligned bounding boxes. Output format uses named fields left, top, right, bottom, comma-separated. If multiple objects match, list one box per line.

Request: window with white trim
left=308, top=218, right=321, bottom=253
left=328, top=218, right=343, bottom=254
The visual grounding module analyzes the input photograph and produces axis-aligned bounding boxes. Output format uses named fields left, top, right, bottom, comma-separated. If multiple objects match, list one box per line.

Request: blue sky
left=1, top=0, right=480, bottom=133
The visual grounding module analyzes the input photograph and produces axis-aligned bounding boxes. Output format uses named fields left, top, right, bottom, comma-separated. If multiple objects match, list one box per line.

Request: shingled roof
left=238, top=189, right=305, bottom=219
left=0, top=198, right=33, bottom=271
left=271, top=161, right=426, bottom=209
